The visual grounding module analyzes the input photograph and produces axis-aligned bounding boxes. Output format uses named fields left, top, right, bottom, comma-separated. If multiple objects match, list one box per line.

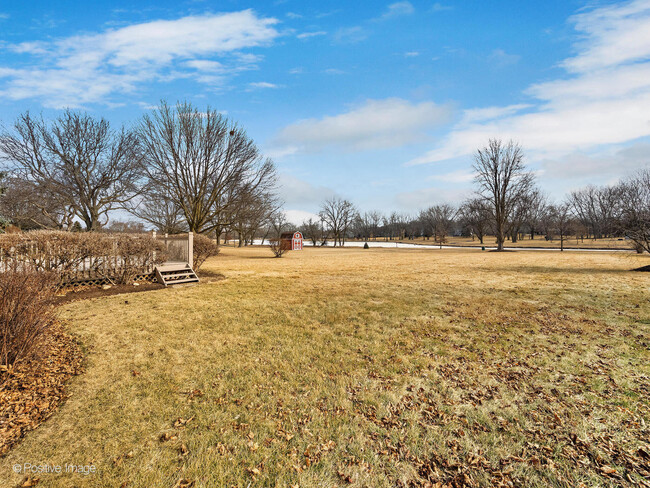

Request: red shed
left=280, top=231, right=303, bottom=251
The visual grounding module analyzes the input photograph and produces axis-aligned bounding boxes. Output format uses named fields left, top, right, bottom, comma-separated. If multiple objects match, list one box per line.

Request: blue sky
left=1, top=0, right=649, bottom=223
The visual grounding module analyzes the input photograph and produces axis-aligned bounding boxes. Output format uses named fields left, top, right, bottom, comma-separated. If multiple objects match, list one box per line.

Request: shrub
left=0, top=231, right=167, bottom=285
left=113, top=234, right=167, bottom=284
left=269, top=238, right=289, bottom=258
left=193, top=234, right=219, bottom=271
left=0, top=269, right=56, bottom=369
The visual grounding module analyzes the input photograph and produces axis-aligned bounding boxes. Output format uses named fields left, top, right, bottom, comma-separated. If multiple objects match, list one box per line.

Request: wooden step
left=165, top=278, right=200, bottom=285
left=155, top=263, right=199, bottom=287
left=160, top=273, right=198, bottom=279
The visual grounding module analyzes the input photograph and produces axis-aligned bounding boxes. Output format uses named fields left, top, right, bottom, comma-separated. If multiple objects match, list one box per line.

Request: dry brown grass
left=0, top=247, right=648, bottom=487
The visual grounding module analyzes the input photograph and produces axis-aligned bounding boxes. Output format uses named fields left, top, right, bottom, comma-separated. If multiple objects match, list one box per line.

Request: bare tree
left=137, top=101, right=277, bottom=234
left=547, top=202, right=575, bottom=251
left=421, top=204, right=456, bottom=248
left=0, top=175, right=75, bottom=230
left=268, top=212, right=290, bottom=257
left=473, top=139, right=534, bottom=251
left=525, top=189, right=548, bottom=240
left=569, top=185, right=621, bottom=239
left=129, top=189, right=186, bottom=234
left=231, top=191, right=280, bottom=246
left=319, top=198, right=356, bottom=247
left=0, top=111, right=142, bottom=231
left=617, top=168, right=650, bottom=253
left=300, top=218, right=322, bottom=246
left=106, top=220, right=147, bottom=233
left=458, top=198, right=490, bottom=243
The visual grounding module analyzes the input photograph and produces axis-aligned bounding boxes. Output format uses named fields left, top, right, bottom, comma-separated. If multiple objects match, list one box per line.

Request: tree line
left=0, top=106, right=647, bottom=254
left=299, top=140, right=649, bottom=253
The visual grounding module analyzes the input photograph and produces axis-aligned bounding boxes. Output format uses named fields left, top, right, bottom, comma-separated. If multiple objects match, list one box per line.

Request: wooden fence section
left=154, top=232, right=193, bottom=267
left=0, top=231, right=192, bottom=286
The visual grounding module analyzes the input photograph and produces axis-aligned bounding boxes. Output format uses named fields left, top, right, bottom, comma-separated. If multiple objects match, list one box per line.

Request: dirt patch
left=53, top=282, right=165, bottom=305
left=0, top=324, right=83, bottom=457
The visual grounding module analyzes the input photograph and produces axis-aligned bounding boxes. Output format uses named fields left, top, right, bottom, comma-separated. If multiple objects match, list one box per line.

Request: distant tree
left=355, top=212, right=380, bottom=242
left=368, top=211, right=383, bottom=240
left=0, top=175, right=75, bottom=230
left=319, top=198, right=356, bottom=247
left=0, top=110, right=143, bottom=231
left=547, top=202, right=575, bottom=251
left=617, top=168, right=650, bottom=253
left=458, top=198, right=490, bottom=243
left=106, top=220, right=147, bottom=233
left=231, top=191, right=280, bottom=246
left=300, top=217, right=322, bottom=246
left=129, top=189, right=186, bottom=234
left=524, top=189, right=548, bottom=240
left=268, top=212, right=290, bottom=257
left=137, top=101, right=277, bottom=234
left=421, top=204, right=456, bottom=248
left=473, top=139, right=534, bottom=251
left=569, top=185, right=621, bottom=239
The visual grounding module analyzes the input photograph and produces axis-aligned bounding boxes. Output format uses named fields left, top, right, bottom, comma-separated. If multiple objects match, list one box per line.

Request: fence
left=153, top=231, right=193, bottom=267
left=0, top=231, right=192, bottom=286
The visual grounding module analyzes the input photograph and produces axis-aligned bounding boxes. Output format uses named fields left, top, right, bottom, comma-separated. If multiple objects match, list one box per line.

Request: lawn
left=1, top=247, right=649, bottom=487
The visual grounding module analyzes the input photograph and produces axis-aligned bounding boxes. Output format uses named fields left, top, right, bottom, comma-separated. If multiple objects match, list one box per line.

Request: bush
left=0, top=231, right=167, bottom=285
left=269, top=238, right=289, bottom=258
left=193, top=234, right=219, bottom=271
left=113, top=234, right=167, bottom=284
left=0, top=269, right=56, bottom=369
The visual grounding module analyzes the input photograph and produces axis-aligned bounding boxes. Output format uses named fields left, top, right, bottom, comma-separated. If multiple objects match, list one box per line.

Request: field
left=1, top=247, right=649, bottom=487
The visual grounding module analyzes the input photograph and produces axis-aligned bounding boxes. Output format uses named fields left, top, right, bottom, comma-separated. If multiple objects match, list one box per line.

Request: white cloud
left=0, top=10, right=280, bottom=107
left=428, top=169, right=475, bottom=183
left=277, top=173, right=338, bottom=208
left=333, top=26, right=367, bottom=44
left=273, top=98, right=453, bottom=153
left=407, top=0, right=650, bottom=167
left=404, top=51, right=420, bottom=57
left=248, top=81, right=280, bottom=89
left=489, top=48, right=521, bottom=67
left=381, top=2, right=415, bottom=19
left=297, top=31, right=327, bottom=39
left=431, top=3, right=452, bottom=12
left=563, top=0, right=650, bottom=73
left=540, top=142, right=650, bottom=179
left=284, top=209, right=321, bottom=226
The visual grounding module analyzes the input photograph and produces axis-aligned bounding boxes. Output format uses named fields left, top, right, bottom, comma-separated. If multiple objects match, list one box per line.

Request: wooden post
left=188, top=232, right=194, bottom=268
left=152, top=231, right=157, bottom=268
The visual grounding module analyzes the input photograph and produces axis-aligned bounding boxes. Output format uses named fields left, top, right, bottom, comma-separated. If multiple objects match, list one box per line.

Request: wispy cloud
left=248, top=81, right=280, bottom=90
left=406, top=0, right=650, bottom=168
left=380, top=1, right=415, bottom=20
left=489, top=48, right=521, bottom=67
left=333, top=26, right=367, bottom=44
left=404, top=51, right=420, bottom=57
left=0, top=10, right=280, bottom=107
left=297, top=31, right=327, bottom=39
left=430, top=3, right=452, bottom=13
left=273, top=98, right=453, bottom=153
